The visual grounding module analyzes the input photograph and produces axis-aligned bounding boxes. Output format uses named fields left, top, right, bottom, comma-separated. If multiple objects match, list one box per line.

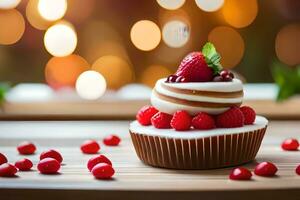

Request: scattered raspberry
left=229, top=167, right=252, bottom=180
left=151, top=112, right=173, bottom=129
left=170, top=110, right=192, bottom=131
left=40, top=149, right=63, bottom=163
left=15, top=158, right=33, bottom=171
left=91, top=163, right=115, bottom=179
left=80, top=140, right=100, bottom=154
left=37, top=158, right=60, bottom=174
left=296, top=165, right=300, bottom=175
left=216, top=107, right=244, bottom=128
left=254, top=162, right=278, bottom=177
left=136, top=106, right=158, bottom=126
left=281, top=138, right=299, bottom=151
left=176, top=52, right=214, bottom=82
left=17, top=141, right=36, bottom=155
left=103, top=135, right=121, bottom=146
left=240, top=106, right=256, bottom=125
left=87, top=154, right=112, bottom=171
left=192, top=112, right=215, bottom=130
left=0, top=163, right=18, bottom=177
left=0, top=153, right=7, bottom=165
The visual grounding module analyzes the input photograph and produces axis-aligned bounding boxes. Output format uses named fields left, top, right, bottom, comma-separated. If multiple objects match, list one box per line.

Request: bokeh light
left=76, top=70, right=107, bottom=100
left=92, top=55, right=134, bottom=90
left=0, top=9, right=25, bottom=45
left=0, top=0, right=21, bottom=9
left=195, top=0, right=224, bottom=12
left=275, top=23, right=300, bottom=66
left=162, top=20, right=190, bottom=48
left=208, top=26, right=245, bottom=68
left=26, top=0, right=53, bottom=30
left=157, top=0, right=185, bottom=10
left=45, top=54, right=90, bottom=89
left=130, top=20, right=161, bottom=51
left=141, top=65, right=171, bottom=87
left=65, top=0, right=95, bottom=24
left=38, top=0, right=67, bottom=21
left=44, top=22, right=77, bottom=57
left=222, top=0, right=258, bottom=28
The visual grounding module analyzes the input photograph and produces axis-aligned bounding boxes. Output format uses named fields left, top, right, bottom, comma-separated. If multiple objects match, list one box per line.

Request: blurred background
left=0, top=0, right=300, bottom=119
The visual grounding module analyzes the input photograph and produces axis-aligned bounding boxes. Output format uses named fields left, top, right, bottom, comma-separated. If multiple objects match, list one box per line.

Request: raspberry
left=103, top=135, right=121, bottom=146
left=229, top=167, right=252, bottom=180
left=87, top=154, right=112, bottom=171
left=136, top=106, right=158, bottom=126
left=151, top=112, right=172, bottom=129
left=281, top=138, right=299, bottom=151
left=192, top=112, right=215, bottom=130
left=176, top=52, right=213, bottom=82
left=37, top=158, right=60, bottom=174
left=0, top=163, right=17, bottom=177
left=91, top=163, right=115, bottom=179
left=170, top=110, right=192, bottom=131
left=254, top=162, right=278, bottom=177
left=296, top=165, right=300, bottom=175
left=240, top=106, right=256, bottom=125
left=40, top=149, right=63, bottom=163
left=80, top=140, right=100, bottom=154
left=15, top=158, right=33, bottom=171
left=17, top=141, right=36, bottom=155
left=216, top=107, right=244, bottom=128
left=0, top=153, right=7, bottom=165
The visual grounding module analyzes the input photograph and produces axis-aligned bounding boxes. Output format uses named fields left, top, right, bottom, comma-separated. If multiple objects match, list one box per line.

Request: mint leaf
left=202, top=42, right=222, bottom=74
left=0, top=83, right=10, bottom=103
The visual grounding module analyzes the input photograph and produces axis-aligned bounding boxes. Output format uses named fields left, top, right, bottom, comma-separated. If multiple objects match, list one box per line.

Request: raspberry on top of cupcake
left=136, top=42, right=256, bottom=131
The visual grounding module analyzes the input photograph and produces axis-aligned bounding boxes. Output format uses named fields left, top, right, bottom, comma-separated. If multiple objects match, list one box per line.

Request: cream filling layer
left=130, top=116, right=268, bottom=139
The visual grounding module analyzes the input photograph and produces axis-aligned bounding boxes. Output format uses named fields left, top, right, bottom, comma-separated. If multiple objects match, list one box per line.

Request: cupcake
left=129, top=42, right=268, bottom=169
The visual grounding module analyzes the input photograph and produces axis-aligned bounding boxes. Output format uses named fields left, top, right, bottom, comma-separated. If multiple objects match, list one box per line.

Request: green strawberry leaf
left=0, top=83, right=10, bottom=103
left=202, top=42, right=223, bottom=75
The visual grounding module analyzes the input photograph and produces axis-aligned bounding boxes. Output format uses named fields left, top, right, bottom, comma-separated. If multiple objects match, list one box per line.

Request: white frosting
left=130, top=116, right=268, bottom=139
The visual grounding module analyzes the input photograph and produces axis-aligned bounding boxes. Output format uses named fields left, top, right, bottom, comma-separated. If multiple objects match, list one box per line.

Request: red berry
left=15, top=158, right=33, bottom=171
left=281, top=138, right=299, bottom=151
left=17, top=141, right=36, bottom=155
left=213, top=75, right=223, bottom=82
left=296, top=165, right=300, bottom=175
left=151, top=112, right=173, bottom=129
left=176, top=52, right=214, bottom=82
left=80, top=140, right=100, bottom=154
left=91, top=163, right=115, bottom=179
left=170, top=110, right=192, bottom=131
left=0, top=153, right=7, bottom=165
left=240, top=106, right=256, bottom=125
left=87, top=154, right=112, bottom=172
left=229, top=167, right=252, bottom=180
left=136, top=106, right=158, bottom=126
left=103, top=135, right=121, bottom=146
left=40, top=149, right=63, bottom=163
left=216, top=107, right=244, bottom=128
left=0, top=163, right=18, bottom=177
left=37, top=158, right=60, bottom=174
left=254, top=162, right=278, bottom=177
left=166, top=75, right=178, bottom=83
left=192, top=112, right=215, bottom=130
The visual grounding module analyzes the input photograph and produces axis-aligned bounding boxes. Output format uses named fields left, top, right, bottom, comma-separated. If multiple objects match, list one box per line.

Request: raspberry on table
left=254, top=162, right=278, bottom=177
left=281, top=138, right=299, bottom=151
left=229, top=167, right=252, bottom=180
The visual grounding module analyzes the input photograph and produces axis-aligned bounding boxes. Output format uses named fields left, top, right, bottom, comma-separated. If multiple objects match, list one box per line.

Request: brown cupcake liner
left=130, top=126, right=267, bottom=169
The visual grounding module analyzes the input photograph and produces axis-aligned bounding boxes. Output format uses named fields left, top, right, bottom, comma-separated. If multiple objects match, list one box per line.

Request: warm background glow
left=157, top=0, right=185, bottom=10
left=26, top=0, right=53, bottom=30
left=38, top=0, right=67, bottom=21
left=195, top=0, right=224, bottom=12
left=141, top=65, right=171, bottom=87
left=162, top=20, right=190, bottom=48
left=0, top=0, right=21, bottom=9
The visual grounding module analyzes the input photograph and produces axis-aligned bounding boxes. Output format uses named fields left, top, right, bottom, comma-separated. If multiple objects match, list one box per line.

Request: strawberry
left=136, top=106, right=158, bottom=126
left=240, top=106, right=256, bottom=125
left=151, top=112, right=172, bottom=129
left=192, top=112, right=215, bottom=130
left=170, top=110, right=192, bottom=131
left=216, top=107, right=244, bottom=128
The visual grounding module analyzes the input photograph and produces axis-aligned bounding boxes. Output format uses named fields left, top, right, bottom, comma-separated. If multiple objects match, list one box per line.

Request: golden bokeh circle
left=92, top=55, right=134, bottom=90
left=157, top=0, right=185, bottom=10
left=130, top=20, right=161, bottom=51
left=45, top=54, right=90, bottom=89
left=195, top=0, right=224, bottom=12
left=0, top=9, right=25, bottom=45
left=140, top=65, right=171, bottom=88
left=208, top=26, right=245, bottom=68
left=222, top=0, right=258, bottom=28
left=275, top=23, right=300, bottom=66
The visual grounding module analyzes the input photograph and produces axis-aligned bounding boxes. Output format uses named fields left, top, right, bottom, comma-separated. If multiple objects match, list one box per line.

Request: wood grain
left=0, top=120, right=300, bottom=200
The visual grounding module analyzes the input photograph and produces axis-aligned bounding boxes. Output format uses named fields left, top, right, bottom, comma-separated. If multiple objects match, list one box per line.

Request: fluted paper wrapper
left=130, top=126, right=267, bottom=169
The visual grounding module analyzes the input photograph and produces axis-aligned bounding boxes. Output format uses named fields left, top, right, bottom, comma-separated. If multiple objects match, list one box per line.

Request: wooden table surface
left=0, top=120, right=300, bottom=200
